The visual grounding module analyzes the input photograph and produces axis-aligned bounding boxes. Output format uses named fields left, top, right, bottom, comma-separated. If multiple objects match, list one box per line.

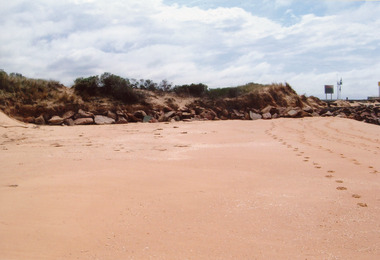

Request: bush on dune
left=73, top=72, right=143, bottom=103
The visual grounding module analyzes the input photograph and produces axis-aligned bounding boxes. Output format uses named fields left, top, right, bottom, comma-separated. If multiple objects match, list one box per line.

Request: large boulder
left=261, top=106, right=279, bottom=115
left=74, top=118, right=94, bottom=125
left=94, top=115, right=115, bottom=125
left=48, top=116, right=64, bottom=125
left=164, top=111, right=176, bottom=121
left=262, top=112, right=272, bottom=120
left=35, top=115, right=45, bottom=125
left=133, top=110, right=147, bottom=120
left=75, top=109, right=94, bottom=119
left=62, top=110, right=75, bottom=120
left=249, top=111, right=262, bottom=120
left=322, top=111, right=333, bottom=117
left=107, top=111, right=117, bottom=120
left=64, top=118, right=75, bottom=126
left=287, top=109, right=302, bottom=118
left=200, top=109, right=216, bottom=120
left=116, top=116, right=128, bottom=124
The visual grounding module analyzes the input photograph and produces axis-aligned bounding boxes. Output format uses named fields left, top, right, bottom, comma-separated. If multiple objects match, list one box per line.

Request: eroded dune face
left=0, top=117, right=379, bottom=259
left=0, top=111, right=30, bottom=129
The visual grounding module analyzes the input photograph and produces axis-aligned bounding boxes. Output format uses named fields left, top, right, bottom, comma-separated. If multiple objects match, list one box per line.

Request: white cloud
left=0, top=0, right=379, bottom=99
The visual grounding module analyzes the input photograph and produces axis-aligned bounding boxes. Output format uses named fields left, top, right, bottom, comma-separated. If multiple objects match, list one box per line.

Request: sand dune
left=0, top=114, right=379, bottom=259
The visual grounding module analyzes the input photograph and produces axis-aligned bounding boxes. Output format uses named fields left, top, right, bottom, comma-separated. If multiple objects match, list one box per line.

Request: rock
left=244, top=112, right=250, bottom=120
left=48, top=116, right=64, bottom=125
left=261, top=105, right=279, bottom=115
left=200, top=110, right=216, bottom=120
left=64, top=118, right=75, bottom=126
left=127, top=113, right=140, bottom=122
left=181, top=112, right=192, bottom=119
left=107, top=111, right=117, bottom=120
left=116, top=116, right=128, bottom=124
left=360, top=111, right=371, bottom=118
left=116, top=110, right=125, bottom=117
left=134, top=110, right=147, bottom=119
left=287, top=109, right=301, bottom=118
left=221, top=109, right=229, bottom=117
left=149, top=117, right=158, bottom=123
left=249, top=111, right=262, bottom=120
left=311, top=112, right=320, bottom=117
left=35, top=115, right=45, bottom=125
left=74, top=118, right=94, bottom=125
left=262, top=112, right=272, bottom=120
left=75, top=109, right=94, bottom=119
left=322, top=111, right=333, bottom=117
left=23, top=117, right=35, bottom=123
left=336, top=113, right=347, bottom=118
left=232, top=109, right=244, bottom=118
left=302, top=106, right=313, bottom=113
left=63, top=110, right=75, bottom=120
left=94, top=115, right=115, bottom=125
left=157, top=112, right=165, bottom=122
left=164, top=111, right=176, bottom=120
left=261, top=106, right=273, bottom=114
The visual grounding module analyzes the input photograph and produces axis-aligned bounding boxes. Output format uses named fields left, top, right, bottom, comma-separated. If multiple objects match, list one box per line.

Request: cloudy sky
left=1, top=0, right=379, bottom=99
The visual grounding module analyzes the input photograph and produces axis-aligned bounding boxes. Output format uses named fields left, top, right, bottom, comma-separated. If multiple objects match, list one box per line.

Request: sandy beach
left=1, top=112, right=379, bottom=259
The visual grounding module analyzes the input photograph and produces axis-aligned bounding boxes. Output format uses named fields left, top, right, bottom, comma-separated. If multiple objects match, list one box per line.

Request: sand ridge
left=0, top=115, right=379, bottom=259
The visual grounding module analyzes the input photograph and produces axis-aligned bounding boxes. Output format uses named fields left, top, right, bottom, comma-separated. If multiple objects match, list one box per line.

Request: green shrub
left=173, top=83, right=208, bottom=97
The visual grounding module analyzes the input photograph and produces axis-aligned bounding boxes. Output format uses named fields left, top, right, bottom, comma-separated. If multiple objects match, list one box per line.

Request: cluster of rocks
left=18, top=103, right=380, bottom=126
left=319, top=105, right=380, bottom=125
left=29, top=105, right=315, bottom=126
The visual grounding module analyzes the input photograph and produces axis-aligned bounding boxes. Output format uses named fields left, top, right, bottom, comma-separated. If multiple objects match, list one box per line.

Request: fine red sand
left=1, top=113, right=379, bottom=259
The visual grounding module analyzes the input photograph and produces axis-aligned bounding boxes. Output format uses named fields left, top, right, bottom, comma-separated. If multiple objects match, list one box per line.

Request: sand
left=0, top=112, right=379, bottom=259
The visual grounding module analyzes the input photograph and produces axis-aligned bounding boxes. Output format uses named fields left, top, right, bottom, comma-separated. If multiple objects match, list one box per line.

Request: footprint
left=357, top=203, right=368, bottom=207
left=327, top=170, right=335, bottom=173
left=336, top=186, right=347, bottom=190
left=335, top=180, right=343, bottom=183
left=352, top=194, right=361, bottom=199
left=315, top=166, right=322, bottom=169
left=7, top=184, right=18, bottom=188
left=325, top=175, right=333, bottom=178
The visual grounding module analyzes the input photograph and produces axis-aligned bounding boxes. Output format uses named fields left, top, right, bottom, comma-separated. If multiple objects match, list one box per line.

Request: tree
left=73, top=76, right=100, bottom=96
left=159, top=79, right=172, bottom=92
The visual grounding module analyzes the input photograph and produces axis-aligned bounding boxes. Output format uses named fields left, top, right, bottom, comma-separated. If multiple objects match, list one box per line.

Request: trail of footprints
left=265, top=122, right=369, bottom=208
left=280, top=120, right=378, bottom=174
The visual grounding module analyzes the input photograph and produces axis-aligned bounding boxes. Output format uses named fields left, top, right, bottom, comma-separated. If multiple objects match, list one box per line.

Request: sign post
left=325, top=85, right=334, bottom=100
